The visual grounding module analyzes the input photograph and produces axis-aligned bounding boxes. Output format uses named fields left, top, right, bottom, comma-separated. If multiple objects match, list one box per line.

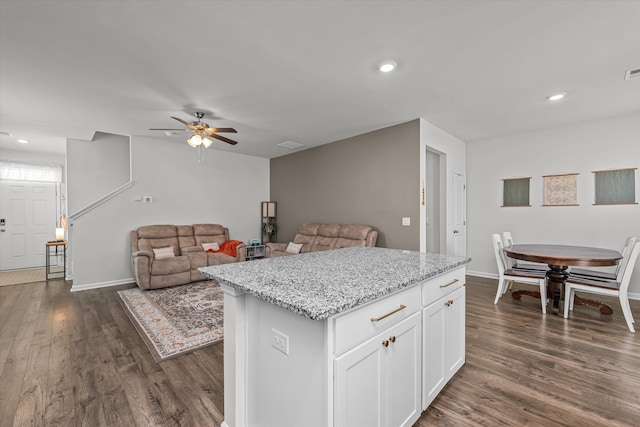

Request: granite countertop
left=199, top=246, right=470, bottom=320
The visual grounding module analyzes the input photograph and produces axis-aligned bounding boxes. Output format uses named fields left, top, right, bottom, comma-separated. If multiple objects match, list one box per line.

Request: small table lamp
left=55, top=227, right=65, bottom=240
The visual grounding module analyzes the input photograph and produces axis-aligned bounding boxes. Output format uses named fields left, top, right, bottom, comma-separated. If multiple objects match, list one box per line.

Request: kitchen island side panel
left=247, top=294, right=327, bottom=427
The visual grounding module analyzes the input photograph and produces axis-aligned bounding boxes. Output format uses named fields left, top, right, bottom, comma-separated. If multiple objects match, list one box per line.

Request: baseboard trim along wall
left=70, top=277, right=135, bottom=292
left=466, top=271, right=640, bottom=301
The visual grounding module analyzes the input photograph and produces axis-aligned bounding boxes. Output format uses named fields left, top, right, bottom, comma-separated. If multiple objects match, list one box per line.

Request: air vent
left=277, top=141, right=304, bottom=150
left=625, top=68, right=640, bottom=80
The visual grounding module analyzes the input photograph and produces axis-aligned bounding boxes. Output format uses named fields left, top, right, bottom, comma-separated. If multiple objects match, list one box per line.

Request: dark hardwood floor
left=1, top=276, right=639, bottom=426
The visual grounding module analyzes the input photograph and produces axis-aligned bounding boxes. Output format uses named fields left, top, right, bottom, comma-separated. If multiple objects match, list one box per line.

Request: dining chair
left=501, top=232, right=548, bottom=272
left=564, top=241, right=640, bottom=333
left=492, top=234, right=548, bottom=313
left=570, top=236, right=636, bottom=281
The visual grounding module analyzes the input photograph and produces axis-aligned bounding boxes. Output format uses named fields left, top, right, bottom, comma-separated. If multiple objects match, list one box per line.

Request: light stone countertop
left=199, top=246, right=470, bottom=320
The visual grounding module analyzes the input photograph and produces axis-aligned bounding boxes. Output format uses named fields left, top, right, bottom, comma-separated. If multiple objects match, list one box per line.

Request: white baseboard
left=70, top=277, right=135, bottom=292
left=466, top=271, right=640, bottom=301
left=467, top=270, right=498, bottom=280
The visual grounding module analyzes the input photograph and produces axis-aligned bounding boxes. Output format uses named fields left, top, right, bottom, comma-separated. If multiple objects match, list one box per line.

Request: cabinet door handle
left=371, top=304, right=407, bottom=322
left=445, top=299, right=454, bottom=307
left=440, top=278, right=459, bottom=288
left=389, top=336, right=396, bottom=343
left=382, top=340, right=389, bottom=347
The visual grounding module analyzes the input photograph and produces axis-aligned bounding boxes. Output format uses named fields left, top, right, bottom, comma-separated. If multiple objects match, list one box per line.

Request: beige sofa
left=265, top=223, right=377, bottom=258
left=130, top=224, right=246, bottom=290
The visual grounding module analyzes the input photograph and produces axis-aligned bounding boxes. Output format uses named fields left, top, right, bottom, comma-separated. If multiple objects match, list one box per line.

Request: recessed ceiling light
left=17, top=139, right=29, bottom=144
left=547, top=92, right=566, bottom=101
left=379, top=61, right=397, bottom=73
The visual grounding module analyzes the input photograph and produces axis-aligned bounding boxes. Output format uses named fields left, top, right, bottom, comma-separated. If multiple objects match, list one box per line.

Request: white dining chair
left=570, top=236, right=636, bottom=281
left=492, top=234, right=548, bottom=313
left=501, top=232, right=548, bottom=272
left=564, top=241, right=640, bottom=333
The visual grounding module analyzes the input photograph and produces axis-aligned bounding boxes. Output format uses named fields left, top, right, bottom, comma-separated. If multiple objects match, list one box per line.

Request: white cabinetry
left=335, top=312, right=421, bottom=427
left=422, top=285, right=465, bottom=409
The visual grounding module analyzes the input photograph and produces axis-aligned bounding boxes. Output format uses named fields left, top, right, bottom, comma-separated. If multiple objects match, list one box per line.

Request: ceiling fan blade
left=205, top=127, right=237, bottom=134
left=171, top=116, right=197, bottom=130
left=207, top=132, right=238, bottom=145
left=149, top=128, right=190, bottom=131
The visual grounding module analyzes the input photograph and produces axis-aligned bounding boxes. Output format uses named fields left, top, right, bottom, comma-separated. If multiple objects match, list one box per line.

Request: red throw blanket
left=205, top=240, right=243, bottom=257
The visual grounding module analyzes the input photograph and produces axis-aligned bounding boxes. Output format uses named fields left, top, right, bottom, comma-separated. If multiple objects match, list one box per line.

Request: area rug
left=118, top=281, right=224, bottom=362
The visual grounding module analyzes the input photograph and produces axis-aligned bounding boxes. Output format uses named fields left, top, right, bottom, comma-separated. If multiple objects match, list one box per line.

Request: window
left=0, top=161, right=62, bottom=183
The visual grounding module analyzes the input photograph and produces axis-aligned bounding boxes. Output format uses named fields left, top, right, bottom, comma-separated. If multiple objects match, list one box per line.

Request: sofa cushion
left=137, top=225, right=177, bottom=239
left=202, top=242, right=220, bottom=251
left=153, top=247, right=175, bottom=259
left=318, top=223, right=340, bottom=237
left=193, top=224, right=228, bottom=246
left=335, top=237, right=367, bottom=249
left=177, top=225, right=196, bottom=249
left=339, top=224, right=372, bottom=240
left=151, top=255, right=190, bottom=275
left=286, top=242, right=303, bottom=254
left=311, top=236, right=337, bottom=252
left=297, top=223, right=320, bottom=235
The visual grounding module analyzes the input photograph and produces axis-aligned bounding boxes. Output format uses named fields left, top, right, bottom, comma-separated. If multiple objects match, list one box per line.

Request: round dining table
left=503, top=244, right=622, bottom=315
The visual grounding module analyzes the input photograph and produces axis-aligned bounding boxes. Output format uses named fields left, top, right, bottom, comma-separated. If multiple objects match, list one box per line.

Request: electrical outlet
left=271, top=328, right=289, bottom=355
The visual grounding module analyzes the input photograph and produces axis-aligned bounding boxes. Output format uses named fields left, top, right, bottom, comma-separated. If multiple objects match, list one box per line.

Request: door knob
left=453, top=230, right=459, bottom=234
left=0, top=228, right=5, bottom=232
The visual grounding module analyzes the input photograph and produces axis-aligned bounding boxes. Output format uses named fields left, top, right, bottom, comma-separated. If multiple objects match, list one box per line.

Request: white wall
left=68, top=135, right=269, bottom=290
left=67, top=132, right=130, bottom=214
left=419, top=118, right=467, bottom=255
left=467, top=112, right=640, bottom=296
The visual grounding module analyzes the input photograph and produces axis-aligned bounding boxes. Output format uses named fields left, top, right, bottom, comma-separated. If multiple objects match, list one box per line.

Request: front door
left=0, top=181, right=57, bottom=270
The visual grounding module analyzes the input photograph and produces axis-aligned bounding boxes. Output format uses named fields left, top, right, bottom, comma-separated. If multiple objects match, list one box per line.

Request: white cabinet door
left=422, top=286, right=465, bottom=409
left=445, top=286, right=465, bottom=378
left=335, top=313, right=421, bottom=427
left=387, top=312, right=422, bottom=427
left=335, top=333, right=387, bottom=427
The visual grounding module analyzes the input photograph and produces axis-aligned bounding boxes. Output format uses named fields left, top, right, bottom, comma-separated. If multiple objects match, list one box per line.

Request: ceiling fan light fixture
left=187, top=133, right=204, bottom=147
left=202, top=136, right=213, bottom=148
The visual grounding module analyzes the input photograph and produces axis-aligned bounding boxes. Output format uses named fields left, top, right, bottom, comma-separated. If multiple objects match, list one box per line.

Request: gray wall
left=271, top=120, right=420, bottom=250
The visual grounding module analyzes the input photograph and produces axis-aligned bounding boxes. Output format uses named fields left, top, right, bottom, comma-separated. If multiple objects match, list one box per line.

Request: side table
left=45, top=240, right=66, bottom=280
left=245, top=244, right=266, bottom=261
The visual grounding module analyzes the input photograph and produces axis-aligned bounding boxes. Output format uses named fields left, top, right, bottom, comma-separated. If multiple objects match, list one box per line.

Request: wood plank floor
left=1, top=276, right=638, bottom=426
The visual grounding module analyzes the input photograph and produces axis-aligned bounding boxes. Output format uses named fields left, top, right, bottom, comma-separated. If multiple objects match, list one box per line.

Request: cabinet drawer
left=422, top=268, right=465, bottom=306
left=334, top=285, right=421, bottom=356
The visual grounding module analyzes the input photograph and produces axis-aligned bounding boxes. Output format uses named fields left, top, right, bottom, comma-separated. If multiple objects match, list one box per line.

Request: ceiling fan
left=150, top=112, right=238, bottom=147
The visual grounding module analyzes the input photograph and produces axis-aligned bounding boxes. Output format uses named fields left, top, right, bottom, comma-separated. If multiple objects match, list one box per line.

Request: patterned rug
left=118, top=281, right=224, bottom=362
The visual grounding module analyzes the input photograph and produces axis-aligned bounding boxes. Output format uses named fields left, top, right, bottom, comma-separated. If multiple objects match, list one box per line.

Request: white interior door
left=0, top=181, right=57, bottom=270
left=452, top=172, right=466, bottom=257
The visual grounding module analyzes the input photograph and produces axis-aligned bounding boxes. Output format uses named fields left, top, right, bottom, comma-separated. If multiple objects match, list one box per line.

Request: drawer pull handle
left=440, top=278, right=459, bottom=288
left=371, top=304, right=407, bottom=322
left=389, top=336, right=396, bottom=343
left=382, top=340, right=389, bottom=347
left=445, top=299, right=454, bottom=307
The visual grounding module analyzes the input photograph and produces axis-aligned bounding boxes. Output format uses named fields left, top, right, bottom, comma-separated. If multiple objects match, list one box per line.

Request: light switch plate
left=402, top=217, right=411, bottom=226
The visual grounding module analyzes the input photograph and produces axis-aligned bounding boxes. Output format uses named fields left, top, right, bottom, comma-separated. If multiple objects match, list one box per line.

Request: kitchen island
left=200, top=247, right=470, bottom=427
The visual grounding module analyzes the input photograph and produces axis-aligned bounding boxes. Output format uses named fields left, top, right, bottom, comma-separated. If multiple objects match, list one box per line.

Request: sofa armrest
left=131, top=251, right=152, bottom=289
left=236, top=243, right=247, bottom=262
left=131, top=250, right=153, bottom=260
left=265, top=242, right=287, bottom=257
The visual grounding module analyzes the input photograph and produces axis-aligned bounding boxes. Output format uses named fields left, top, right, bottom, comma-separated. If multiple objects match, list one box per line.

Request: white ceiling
left=1, top=0, right=639, bottom=159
